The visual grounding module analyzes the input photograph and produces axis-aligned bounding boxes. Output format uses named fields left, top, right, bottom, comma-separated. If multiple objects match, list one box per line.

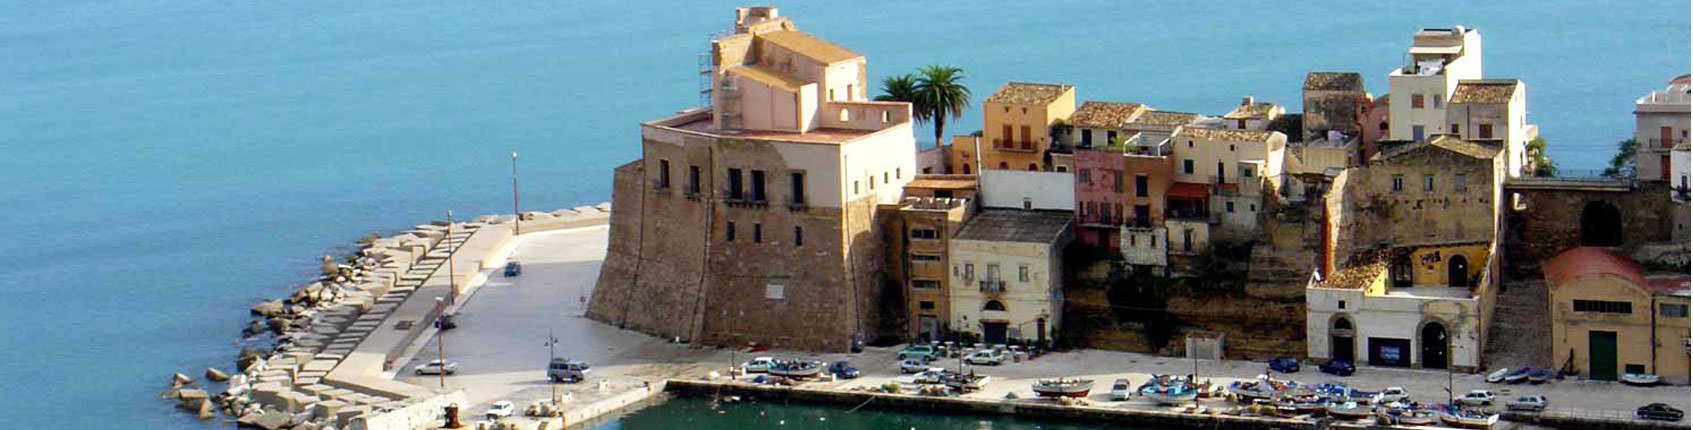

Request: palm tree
left=913, top=65, right=971, bottom=148
left=874, top=74, right=918, bottom=103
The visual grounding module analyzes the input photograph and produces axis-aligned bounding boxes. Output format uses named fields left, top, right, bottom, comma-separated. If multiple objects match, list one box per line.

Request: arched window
left=983, top=300, right=1006, bottom=311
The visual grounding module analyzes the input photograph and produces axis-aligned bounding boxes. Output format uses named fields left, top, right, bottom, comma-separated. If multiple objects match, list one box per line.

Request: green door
left=1589, top=331, right=1618, bottom=381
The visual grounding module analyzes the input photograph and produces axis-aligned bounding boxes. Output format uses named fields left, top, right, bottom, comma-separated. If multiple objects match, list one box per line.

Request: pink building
left=1073, top=145, right=1126, bottom=249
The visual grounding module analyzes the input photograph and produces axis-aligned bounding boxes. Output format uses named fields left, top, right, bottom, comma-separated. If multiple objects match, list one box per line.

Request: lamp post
left=510, top=151, right=520, bottom=235
left=547, top=329, right=559, bottom=404
left=446, top=210, right=457, bottom=305
left=436, top=296, right=447, bottom=390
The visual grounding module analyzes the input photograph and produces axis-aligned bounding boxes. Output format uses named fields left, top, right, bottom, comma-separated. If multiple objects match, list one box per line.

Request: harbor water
left=0, top=0, right=1685, bottom=428
left=591, top=395, right=1180, bottom=430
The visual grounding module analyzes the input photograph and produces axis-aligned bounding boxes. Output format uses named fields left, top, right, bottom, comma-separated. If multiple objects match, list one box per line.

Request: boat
left=1440, top=408, right=1499, bottom=429
left=1031, top=378, right=1093, bottom=398
left=765, top=359, right=822, bottom=378
left=1503, top=366, right=1533, bottom=383
left=1621, top=373, right=1662, bottom=386
left=1228, top=374, right=1300, bottom=403
left=1324, top=400, right=1375, bottom=420
left=1392, top=408, right=1439, bottom=425
left=1484, top=367, right=1511, bottom=383
left=1276, top=391, right=1326, bottom=414
left=941, top=372, right=990, bottom=393
left=1139, top=375, right=1200, bottom=405
left=1527, top=368, right=1552, bottom=384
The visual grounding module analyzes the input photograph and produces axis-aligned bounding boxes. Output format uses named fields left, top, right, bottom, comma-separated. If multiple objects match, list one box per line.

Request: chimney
left=1242, top=96, right=1255, bottom=106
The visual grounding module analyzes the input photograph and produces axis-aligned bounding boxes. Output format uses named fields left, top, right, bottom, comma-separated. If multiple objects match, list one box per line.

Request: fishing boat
left=1621, top=373, right=1662, bottom=386
left=1440, top=408, right=1499, bottom=429
left=1380, top=407, right=1439, bottom=426
left=1503, top=366, right=1533, bottom=383
left=1527, top=367, right=1552, bottom=384
left=1324, top=400, right=1375, bottom=420
left=1031, top=378, right=1093, bottom=398
left=1484, top=367, right=1511, bottom=383
left=766, top=359, right=823, bottom=378
left=941, top=372, right=990, bottom=393
left=1276, top=391, right=1326, bottom=414
left=1228, top=374, right=1299, bottom=403
left=1139, top=375, right=1200, bottom=405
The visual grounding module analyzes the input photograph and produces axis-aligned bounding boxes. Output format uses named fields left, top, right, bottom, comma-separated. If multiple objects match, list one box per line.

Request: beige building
left=1387, top=26, right=1483, bottom=143
left=1306, top=241, right=1500, bottom=371
left=1222, top=96, right=1284, bottom=130
left=1447, top=79, right=1534, bottom=177
left=588, top=7, right=917, bottom=352
left=1545, top=247, right=1690, bottom=382
left=880, top=176, right=979, bottom=341
left=947, top=209, right=1072, bottom=345
left=980, top=82, right=1076, bottom=172
left=1169, top=127, right=1287, bottom=239
left=1634, top=74, right=1691, bottom=182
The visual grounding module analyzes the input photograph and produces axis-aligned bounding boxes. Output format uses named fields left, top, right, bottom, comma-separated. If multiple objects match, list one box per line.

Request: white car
left=913, top=368, right=948, bottom=384
left=1507, top=395, right=1547, bottom=412
left=484, top=400, right=515, bottom=420
left=741, top=357, right=776, bottom=373
left=1109, top=378, right=1133, bottom=401
left=965, top=349, right=1007, bottom=365
left=1456, top=390, right=1497, bottom=406
left=898, top=359, right=929, bottom=374
left=1372, top=386, right=1410, bottom=404
left=413, top=359, right=458, bottom=375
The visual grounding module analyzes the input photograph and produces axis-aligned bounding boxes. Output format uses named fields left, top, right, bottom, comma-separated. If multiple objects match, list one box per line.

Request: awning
left=1168, top=182, right=1210, bottom=199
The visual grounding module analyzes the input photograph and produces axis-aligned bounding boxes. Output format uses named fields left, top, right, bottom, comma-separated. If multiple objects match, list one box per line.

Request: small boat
left=1621, top=373, right=1661, bottom=386
left=1395, top=408, right=1439, bottom=425
left=1527, top=368, right=1552, bottom=384
left=1140, top=375, right=1201, bottom=406
left=1503, top=366, right=1533, bottom=383
left=1032, top=378, right=1093, bottom=398
left=1441, top=407, right=1499, bottom=429
left=1277, top=391, right=1326, bottom=414
left=765, top=359, right=822, bottom=378
left=1484, top=367, right=1511, bottom=383
left=1324, top=400, right=1375, bottom=420
left=941, top=372, right=990, bottom=392
left=1228, top=374, right=1300, bottom=403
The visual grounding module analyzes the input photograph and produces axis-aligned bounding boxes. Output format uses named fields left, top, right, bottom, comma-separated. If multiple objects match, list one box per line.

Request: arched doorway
left=998, top=162, right=1009, bottom=170
left=962, top=164, right=972, bottom=174
left=1027, top=163, right=1038, bottom=171
left=1420, top=322, right=1448, bottom=369
left=1447, top=254, right=1469, bottom=288
left=1331, top=316, right=1356, bottom=362
left=1580, top=201, right=1623, bottom=246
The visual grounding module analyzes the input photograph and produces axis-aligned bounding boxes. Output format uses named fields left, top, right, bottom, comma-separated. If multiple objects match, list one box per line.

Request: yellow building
left=880, top=176, right=979, bottom=341
left=1545, top=247, right=1691, bottom=382
left=948, top=209, right=1073, bottom=345
left=980, top=82, right=1076, bottom=172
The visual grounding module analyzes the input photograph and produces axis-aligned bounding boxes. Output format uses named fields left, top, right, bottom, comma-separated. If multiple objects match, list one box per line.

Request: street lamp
left=510, top=151, right=520, bottom=235
left=446, top=210, right=457, bottom=305
left=436, top=296, right=447, bottom=390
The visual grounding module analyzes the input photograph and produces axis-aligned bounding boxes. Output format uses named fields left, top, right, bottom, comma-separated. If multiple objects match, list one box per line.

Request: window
left=1339, top=300, right=1347, bottom=310
left=726, top=221, right=736, bottom=241
left=688, top=165, right=701, bottom=194
left=964, top=264, right=974, bottom=279
left=1242, top=167, right=1254, bottom=178
left=1020, top=126, right=1032, bottom=149
left=853, top=180, right=859, bottom=194
left=986, top=264, right=1000, bottom=281
left=728, top=168, right=744, bottom=200
left=1150, top=235, right=1156, bottom=247
left=1113, top=171, right=1123, bottom=193
left=1135, top=175, right=1148, bottom=197
left=1018, top=265, right=1030, bottom=282
left=789, top=172, right=805, bottom=205
left=1079, top=168, right=1092, bottom=184
left=1478, top=123, right=1493, bottom=139
left=911, top=228, right=939, bottom=240
left=1000, top=125, right=1012, bottom=148
left=1391, top=174, right=1404, bottom=192
left=1574, top=300, right=1632, bottom=314
left=1129, top=235, right=1136, bottom=247
left=793, top=226, right=803, bottom=247
left=1081, top=129, right=1093, bottom=146
left=1450, top=123, right=1459, bottom=134
left=1412, top=125, right=1425, bottom=141
left=1107, top=130, right=1118, bottom=143
left=1183, top=159, right=1195, bottom=174
left=919, top=300, right=936, bottom=310
left=911, top=254, right=941, bottom=262
left=753, top=223, right=762, bottom=243
left=1423, top=174, right=1435, bottom=192
left=838, top=108, right=849, bottom=122
left=1182, top=229, right=1193, bottom=251
left=881, top=110, right=890, bottom=123
left=1229, top=144, right=1236, bottom=152
left=883, top=172, right=889, bottom=184
left=1226, top=201, right=1235, bottom=213
left=868, top=175, right=875, bottom=190
left=658, top=159, right=671, bottom=189
left=1661, top=303, right=1690, bottom=318
left=895, top=168, right=901, bottom=180
left=750, top=170, right=766, bottom=201
left=1454, top=173, right=1467, bottom=191
left=765, top=284, right=784, bottom=300
left=828, top=88, right=835, bottom=101
left=1250, top=203, right=1256, bottom=212
left=913, top=281, right=940, bottom=290
left=1411, top=94, right=1425, bottom=109
left=1431, top=95, right=1441, bottom=108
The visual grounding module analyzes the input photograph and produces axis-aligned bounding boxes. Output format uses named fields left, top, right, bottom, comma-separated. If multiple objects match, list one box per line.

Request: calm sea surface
left=590, top=395, right=1180, bottom=430
left=0, top=1, right=1684, bottom=428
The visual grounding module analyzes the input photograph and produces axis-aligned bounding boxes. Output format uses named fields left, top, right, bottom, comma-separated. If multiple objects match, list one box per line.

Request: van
left=547, top=358, right=590, bottom=383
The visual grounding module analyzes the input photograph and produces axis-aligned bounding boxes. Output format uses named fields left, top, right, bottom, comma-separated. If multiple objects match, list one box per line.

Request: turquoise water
left=0, top=1, right=1684, bottom=428
left=593, top=395, right=1175, bottom=430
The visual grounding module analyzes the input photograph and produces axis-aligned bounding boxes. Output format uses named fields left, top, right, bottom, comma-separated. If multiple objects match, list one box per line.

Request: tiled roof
left=727, top=65, right=806, bottom=92
left=1068, top=101, right=1147, bottom=128
left=955, top=209, right=1072, bottom=243
left=986, top=82, right=1072, bottom=105
left=1128, top=110, right=1200, bottom=127
left=1318, top=248, right=1389, bottom=289
left=1544, top=246, right=1645, bottom=288
left=757, top=30, right=861, bottom=64
left=1304, top=72, right=1364, bottom=91
left=905, top=175, right=978, bottom=190
left=1223, top=102, right=1280, bottom=120
left=1175, top=127, right=1277, bottom=142
left=1450, top=80, right=1519, bottom=104
left=1377, top=135, right=1500, bottom=161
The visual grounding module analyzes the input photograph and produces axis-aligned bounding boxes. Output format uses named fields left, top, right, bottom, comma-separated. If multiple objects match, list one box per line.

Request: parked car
left=828, top=361, right=860, bottom=379
left=547, top=358, right=590, bottom=383
left=899, top=345, right=940, bottom=362
left=1268, top=357, right=1300, bottom=373
left=1507, top=395, right=1548, bottom=412
left=1372, top=386, right=1410, bottom=404
left=1456, top=390, right=1497, bottom=406
left=413, top=359, right=458, bottom=375
left=1319, top=359, right=1355, bottom=376
left=1637, top=403, right=1685, bottom=421
left=484, top=400, right=515, bottom=420
left=913, top=368, right=948, bottom=384
left=741, top=357, right=776, bottom=373
left=503, top=261, right=522, bottom=277
left=965, top=349, right=1007, bottom=365
left=1110, top=378, right=1133, bottom=401
left=898, top=359, right=929, bottom=374
left=433, top=312, right=458, bottom=330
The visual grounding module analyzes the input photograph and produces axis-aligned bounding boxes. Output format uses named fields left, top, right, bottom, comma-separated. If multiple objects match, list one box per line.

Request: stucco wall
left=1548, top=273, right=1691, bottom=380
left=948, top=239, right=1063, bottom=342
left=979, top=170, right=1075, bottom=211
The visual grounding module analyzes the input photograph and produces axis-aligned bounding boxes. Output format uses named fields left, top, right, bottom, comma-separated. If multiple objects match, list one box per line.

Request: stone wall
left=1509, top=181, right=1689, bottom=271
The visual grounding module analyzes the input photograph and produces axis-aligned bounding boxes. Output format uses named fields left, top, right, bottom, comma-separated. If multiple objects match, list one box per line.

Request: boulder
left=176, top=388, right=209, bottom=405
left=206, top=367, right=230, bottom=382
left=195, top=399, right=217, bottom=419
left=251, top=300, right=286, bottom=317
left=173, top=373, right=195, bottom=385
left=249, top=410, right=291, bottom=430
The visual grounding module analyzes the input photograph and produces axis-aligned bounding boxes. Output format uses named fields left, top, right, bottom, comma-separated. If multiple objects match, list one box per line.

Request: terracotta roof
left=1647, top=275, right=1691, bottom=296
left=1175, top=127, right=1277, bottom=142
left=985, top=82, right=1072, bottom=105
left=757, top=30, right=861, bottom=64
left=1223, top=102, right=1280, bottom=120
left=1377, top=135, right=1500, bottom=161
left=1450, top=80, right=1519, bottom=104
left=1069, top=101, right=1147, bottom=128
left=1544, top=247, right=1647, bottom=288
left=954, top=209, right=1072, bottom=243
left=1128, top=110, right=1200, bottom=127
left=1318, top=248, right=1390, bottom=289
left=905, top=175, right=978, bottom=190
left=727, top=65, right=806, bottom=92
left=1304, top=72, right=1364, bottom=91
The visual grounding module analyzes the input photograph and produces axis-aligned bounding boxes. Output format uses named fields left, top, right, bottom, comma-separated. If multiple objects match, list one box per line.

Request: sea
left=0, top=0, right=1684, bottom=428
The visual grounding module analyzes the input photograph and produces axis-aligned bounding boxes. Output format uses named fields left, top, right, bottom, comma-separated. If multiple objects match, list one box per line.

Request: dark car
left=503, top=261, right=522, bottom=277
left=1319, top=359, right=1356, bottom=376
left=828, top=361, right=860, bottom=379
left=1268, top=357, right=1300, bottom=373
left=433, top=312, right=458, bottom=330
left=1637, top=403, right=1685, bottom=421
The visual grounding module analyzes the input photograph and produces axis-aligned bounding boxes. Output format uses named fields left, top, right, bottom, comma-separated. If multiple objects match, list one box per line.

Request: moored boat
left=1440, top=408, right=1499, bottom=429
left=1140, top=375, right=1200, bottom=405
left=766, top=359, right=823, bottom=378
left=1527, top=367, right=1552, bottom=384
left=1395, top=408, right=1439, bottom=425
left=1032, top=378, right=1093, bottom=398
left=1621, top=373, right=1661, bottom=386
left=1228, top=374, right=1299, bottom=403
left=1324, top=400, right=1375, bottom=420
left=1484, top=367, right=1511, bottom=383
left=1503, top=366, right=1532, bottom=383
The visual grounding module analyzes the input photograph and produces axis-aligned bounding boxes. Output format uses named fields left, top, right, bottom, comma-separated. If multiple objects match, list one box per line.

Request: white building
left=947, top=210, right=1072, bottom=345
left=1387, top=26, right=1483, bottom=143
left=1306, top=243, right=1500, bottom=372
left=1447, top=79, right=1534, bottom=177
left=1634, top=74, right=1691, bottom=182
left=978, top=169, right=1076, bottom=210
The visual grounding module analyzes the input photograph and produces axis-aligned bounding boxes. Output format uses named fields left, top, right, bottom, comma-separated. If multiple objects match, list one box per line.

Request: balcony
left=1648, top=138, right=1688, bottom=149
left=1124, top=217, right=1156, bottom=230
left=979, top=280, right=1006, bottom=293
left=1166, top=210, right=1220, bottom=224
left=993, top=139, right=1038, bottom=152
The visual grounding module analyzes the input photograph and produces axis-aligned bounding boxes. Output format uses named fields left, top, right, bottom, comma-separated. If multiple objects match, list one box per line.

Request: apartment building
left=980, top=82, right=1076, bottom=172
left=1447, top=79, right=1534, bottom=177
left=948, top=209, right=1073, bottom=345
left=589, top=7, right=916, bottom=352
left=1634, top=74, right=1692, bottom=182
left=1169, top=127, right=1287, bottom=239
left=1222, top=96, right=1284, bottom=130
left=1387, top=26, right=1483, bottom=143
left=880, top=178, right=977, bottom=342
